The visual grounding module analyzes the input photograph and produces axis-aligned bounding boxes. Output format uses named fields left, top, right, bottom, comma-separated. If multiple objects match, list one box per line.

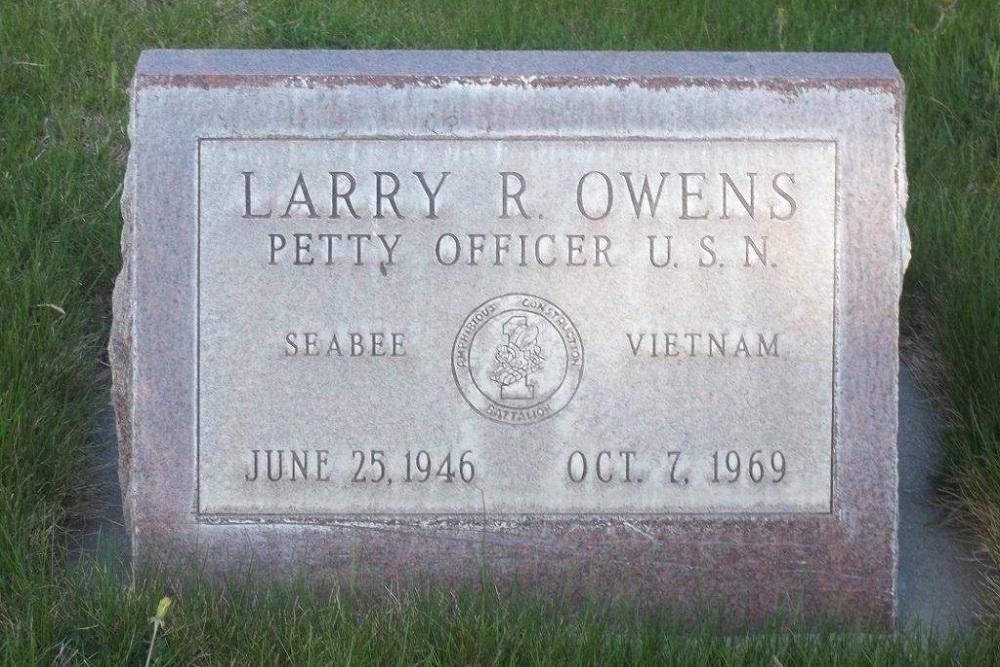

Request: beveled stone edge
left=110, top=74, right=138, bottom=559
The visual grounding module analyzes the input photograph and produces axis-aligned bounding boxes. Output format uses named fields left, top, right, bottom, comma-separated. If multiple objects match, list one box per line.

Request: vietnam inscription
left=196, top=137, right=836, bottom=516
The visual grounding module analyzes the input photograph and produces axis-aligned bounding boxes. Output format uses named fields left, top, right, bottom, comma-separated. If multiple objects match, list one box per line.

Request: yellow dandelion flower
left=154, top=596, right=172, bottom=622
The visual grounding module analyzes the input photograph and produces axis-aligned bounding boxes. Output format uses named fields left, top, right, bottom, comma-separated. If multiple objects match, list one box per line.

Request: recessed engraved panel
left=197, top=138, right=836, bottom=515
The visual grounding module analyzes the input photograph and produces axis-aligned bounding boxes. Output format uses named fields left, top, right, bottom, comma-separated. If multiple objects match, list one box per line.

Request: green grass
left=2, top=557, right=994, bottom=665
left=2, top=0, right=999, bottom=662
left=17, top=567, right=1000, bottom=665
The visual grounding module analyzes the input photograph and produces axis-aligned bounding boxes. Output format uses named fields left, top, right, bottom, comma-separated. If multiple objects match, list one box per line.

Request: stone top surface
left=135, top=49, right=901, bottom=85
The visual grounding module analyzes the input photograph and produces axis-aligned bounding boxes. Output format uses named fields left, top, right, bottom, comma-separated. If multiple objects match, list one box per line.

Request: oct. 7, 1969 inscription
left=195, top=137, right=836, bottom=516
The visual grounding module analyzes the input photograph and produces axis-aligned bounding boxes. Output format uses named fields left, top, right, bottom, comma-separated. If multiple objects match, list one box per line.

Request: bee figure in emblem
left=490, top=315, right=545, bottom=399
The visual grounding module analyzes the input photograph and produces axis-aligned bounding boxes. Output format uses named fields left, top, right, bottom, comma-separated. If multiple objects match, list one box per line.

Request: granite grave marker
left=112, top=50, right=907, bottom=626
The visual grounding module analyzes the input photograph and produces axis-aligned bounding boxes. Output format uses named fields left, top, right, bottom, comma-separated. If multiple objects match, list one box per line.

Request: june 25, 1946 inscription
left=195, top=137, right=836, bottom=516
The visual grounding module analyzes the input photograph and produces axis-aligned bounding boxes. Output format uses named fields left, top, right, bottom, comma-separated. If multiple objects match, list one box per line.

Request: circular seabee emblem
left=451, top=294, right=583, bottom=425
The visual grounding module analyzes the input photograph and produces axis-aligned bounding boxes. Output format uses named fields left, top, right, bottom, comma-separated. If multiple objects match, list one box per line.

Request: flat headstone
left=112, top=50, right=908, bottom=627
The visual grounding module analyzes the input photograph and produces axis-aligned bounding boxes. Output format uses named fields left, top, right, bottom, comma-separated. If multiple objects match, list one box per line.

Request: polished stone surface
left=197, top=138, right=835, bottom=516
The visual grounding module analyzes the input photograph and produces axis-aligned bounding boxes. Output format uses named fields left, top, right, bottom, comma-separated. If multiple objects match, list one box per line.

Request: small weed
left=144, top=596, right=171, bottom=667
